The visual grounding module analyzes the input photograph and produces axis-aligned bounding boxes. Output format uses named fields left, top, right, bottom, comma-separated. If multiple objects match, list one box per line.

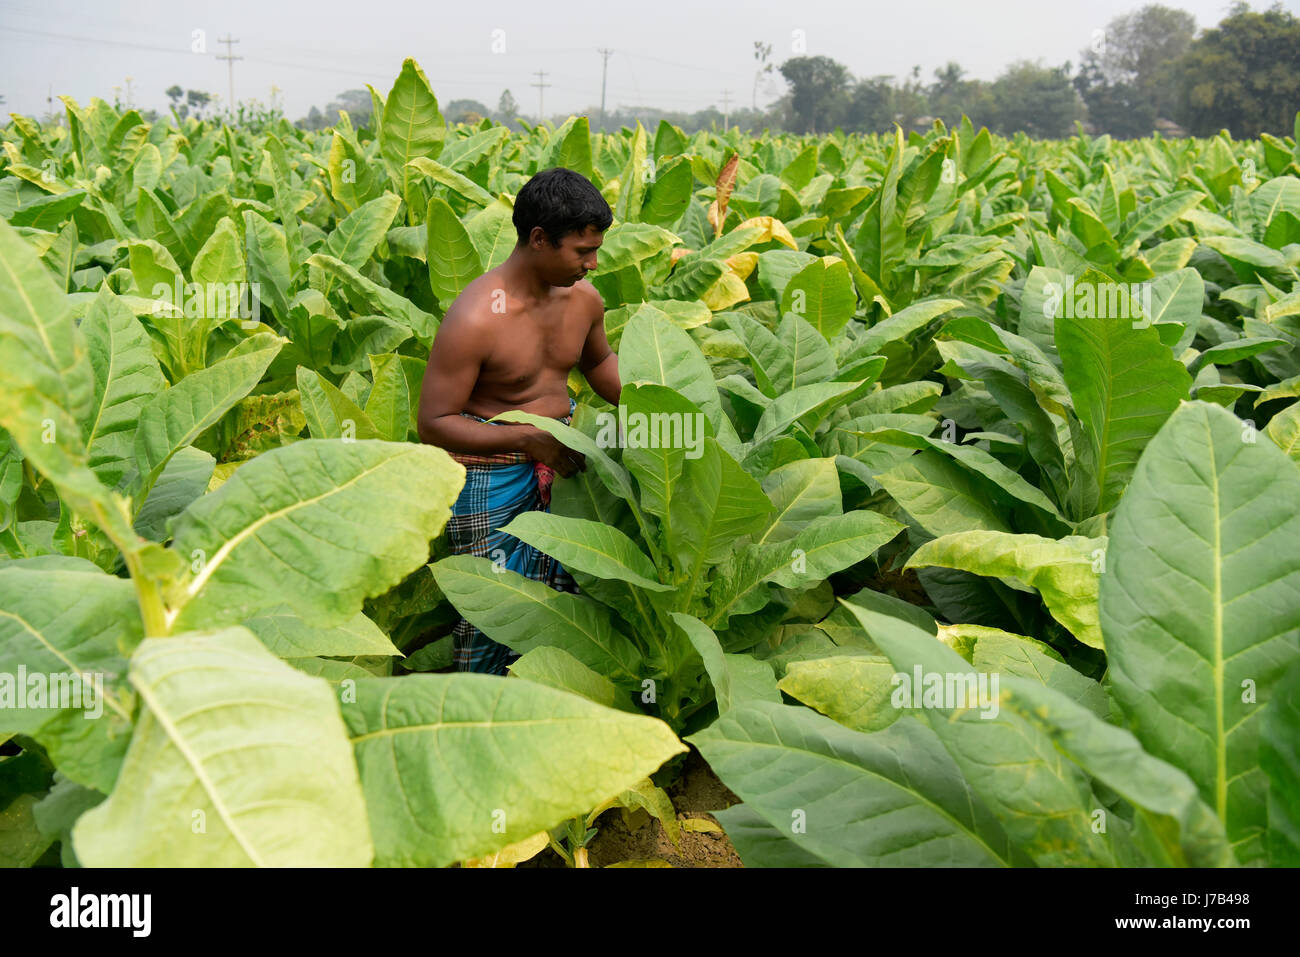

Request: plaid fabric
left=447, top=397, right=578, bottom=675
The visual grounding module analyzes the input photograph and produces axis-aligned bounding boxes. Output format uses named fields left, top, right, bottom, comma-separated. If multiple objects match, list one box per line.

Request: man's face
left=532, top=224, right=604, bottom=287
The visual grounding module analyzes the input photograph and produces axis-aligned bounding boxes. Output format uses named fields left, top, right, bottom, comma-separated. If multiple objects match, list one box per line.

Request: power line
left=618, top=50, right=739, bottom=78
left=530, top=70, right=550, bottom=124
left=0, top=24, right=744, bottom=119
left=216, top=34, right=242, bottom=115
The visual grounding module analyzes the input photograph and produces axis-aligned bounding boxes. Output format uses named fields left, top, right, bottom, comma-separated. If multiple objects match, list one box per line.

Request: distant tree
left=929, top=62, right=966, bottom=115
left=1165, top=2, right=1300, bottom=136
left=325, top=89, right=373, bottom=128
left=927, top=62, right=995, bottom=129
left=990, top=61, right=1083, bottom=137
left=300, top=105, right=326, bottom=131
left=496, top=89, right=521, bottom=122
left=165, top=84, right=187, bottom=119
left=445, top=98, right=490, bottom=124
left=779, top=55, right=851, bottom=133
left=1074, top=3, right=1196, bottom=137
left=840, top=76, right=896, bottom=133
left=893, top=65, right=930, bottom=130
left=186, top=89, right=212, bottom=120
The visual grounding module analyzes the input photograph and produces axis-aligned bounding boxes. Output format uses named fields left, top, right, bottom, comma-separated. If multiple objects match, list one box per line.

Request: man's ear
left=528, top=226, right=551, bottom=250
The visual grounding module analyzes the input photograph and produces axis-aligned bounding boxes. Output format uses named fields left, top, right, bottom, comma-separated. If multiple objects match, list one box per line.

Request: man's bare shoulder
left=572, top=279, right=605, bottom=322
left=439, top=272, right=506, bottom=336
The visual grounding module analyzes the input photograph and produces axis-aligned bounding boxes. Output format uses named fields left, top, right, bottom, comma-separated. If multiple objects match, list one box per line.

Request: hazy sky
left=1, top=0, right=1294, bottom=122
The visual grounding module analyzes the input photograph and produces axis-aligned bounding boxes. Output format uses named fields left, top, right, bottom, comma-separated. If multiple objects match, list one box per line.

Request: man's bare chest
left=479, top=310, right=588, bottom=383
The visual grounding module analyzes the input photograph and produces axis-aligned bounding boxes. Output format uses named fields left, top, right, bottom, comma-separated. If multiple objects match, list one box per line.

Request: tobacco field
left=2, top=57, right=1299, bottom=868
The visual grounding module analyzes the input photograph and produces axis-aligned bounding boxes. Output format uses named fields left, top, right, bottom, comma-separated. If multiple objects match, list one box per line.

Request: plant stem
left=125, top=551, right=170, bottom=637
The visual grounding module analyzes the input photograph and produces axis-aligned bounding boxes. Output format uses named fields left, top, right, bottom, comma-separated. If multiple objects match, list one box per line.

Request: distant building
left=1154, top=118, right=1188, bottom=137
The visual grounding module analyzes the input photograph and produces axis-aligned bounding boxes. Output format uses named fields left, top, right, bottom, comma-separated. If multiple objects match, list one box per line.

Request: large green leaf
left=671, top=613, right=780, bottom=714
left=243, top=609, right=400, bottom=659
left=613, top=123, right=649, bottom=222
left=757, top=457, right=842, bottom=544
left=430, top=555, right=644, bottom=684
left=778, top=655, right=902, bottom=732
left=877, top=451, right=1011, bottom=537
left=131, top=333, right=283, bottom=499
left=843, top=600, right=1118, bottom=866
left=424, top=196, right=481, bottom=304
left=617, top=383, right=704, bottom=521
left=1117, top=190, right=1206, bottom=251
left=707, top=512, right=902, bottom=628
left=997, top=677, right=1235, bottom=867
left=500, top=513, right=671, bottom=592
left=967, top=629, right=1108, bottom=717
left=1101, top=401, right=1300, bottom=865
left=850, top=298, right=962, bottom=356
left=507, top=646, right=632, bottom=711
left=380, top=58, right=445, bottom=214
left=1055, top=274, right=1192, bottom=515
left=296, top=366, right=380, bottom=440
left=908, top=531, right=1105, bottom=649
left=328, top=131, right=384, bottom=212
left=73, top=629, right=373, bottom=866
left=748, top=380, right=866, bottom=449
left=364, top=353, right=424, bottom=443
left=619, top=310, right=741, bottom=455
left=305, top=253, right=438, bottom=343
left=493, top=409, right=638, bottom=504
left=342, top=673, right=685, bottom=866
left=0, top=795, right=50, bottom=867
left=80, top=289, right=167, bottom=489
left=542, top=116, right=593, bottom=180
left=132, top=446, right=214, bottom=540
left=0, top=218, right=126, bottom=536
left=1260, top=660, right=1300, bottom=865
left=666, top=438, right=771, bottom=592
left=781, top=257, right=855, bottom=341
left=466, top=199, right=516, bottom=271
left=711, top=803, right=826, bottom=867
left=596, top=223, right=680, bottom=276
left=243, top=212, right=293, bottom=320
left=406, top=157, right=493, bottom=208
left=688, top=700, right=1023, bottom=866
left=167, top=440, right=463, bottom=632
left=324, top=192, right=403, bottom=269
left=0, top=564, right=137, bottom=792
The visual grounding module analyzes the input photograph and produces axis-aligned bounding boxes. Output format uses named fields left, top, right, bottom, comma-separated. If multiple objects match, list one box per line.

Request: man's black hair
left=513, top=167, right=612, bottom=247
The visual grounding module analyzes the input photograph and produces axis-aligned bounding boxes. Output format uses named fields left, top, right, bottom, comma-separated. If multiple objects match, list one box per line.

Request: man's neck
left=500, top=247, right=557, bottom=304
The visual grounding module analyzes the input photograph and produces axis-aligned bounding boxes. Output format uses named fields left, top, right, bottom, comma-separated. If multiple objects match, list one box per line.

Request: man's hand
left=520, top=428, right=588, bottom=478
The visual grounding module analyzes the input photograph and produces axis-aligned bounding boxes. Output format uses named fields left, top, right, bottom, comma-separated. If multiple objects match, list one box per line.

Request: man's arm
left=578, top=287, right=622, bottom=408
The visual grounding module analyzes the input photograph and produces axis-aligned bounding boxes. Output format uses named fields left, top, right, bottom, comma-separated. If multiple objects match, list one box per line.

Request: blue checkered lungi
left=446, top=397, right=578, bottom=675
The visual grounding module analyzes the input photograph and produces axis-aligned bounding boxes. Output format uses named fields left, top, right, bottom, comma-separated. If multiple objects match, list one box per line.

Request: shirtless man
left=417, top=167, right=622, bottom=674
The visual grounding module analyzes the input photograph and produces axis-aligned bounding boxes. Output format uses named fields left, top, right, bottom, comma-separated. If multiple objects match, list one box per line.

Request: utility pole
left=597, top=48, right=613, bottom=131
left=216, top=35, right=242, bottom=117
left=124, top=76, right=134, bottom=109
left=531, top=70, right=550, bottom=125
left=720, top=89, right=732, bottom=131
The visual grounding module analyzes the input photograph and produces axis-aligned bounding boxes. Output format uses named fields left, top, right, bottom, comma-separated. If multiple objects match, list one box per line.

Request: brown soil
left=519, top=748, right=744, bottom=868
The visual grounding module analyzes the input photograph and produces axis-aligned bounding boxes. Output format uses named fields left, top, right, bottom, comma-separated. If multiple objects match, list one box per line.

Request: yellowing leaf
left=735, top=216, right=798, bottom=249
left=701, top=271, right=750, bottom=311
left=725, top=251, right=759, bottom=280
left=461, top=831, right=550, bottom=868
